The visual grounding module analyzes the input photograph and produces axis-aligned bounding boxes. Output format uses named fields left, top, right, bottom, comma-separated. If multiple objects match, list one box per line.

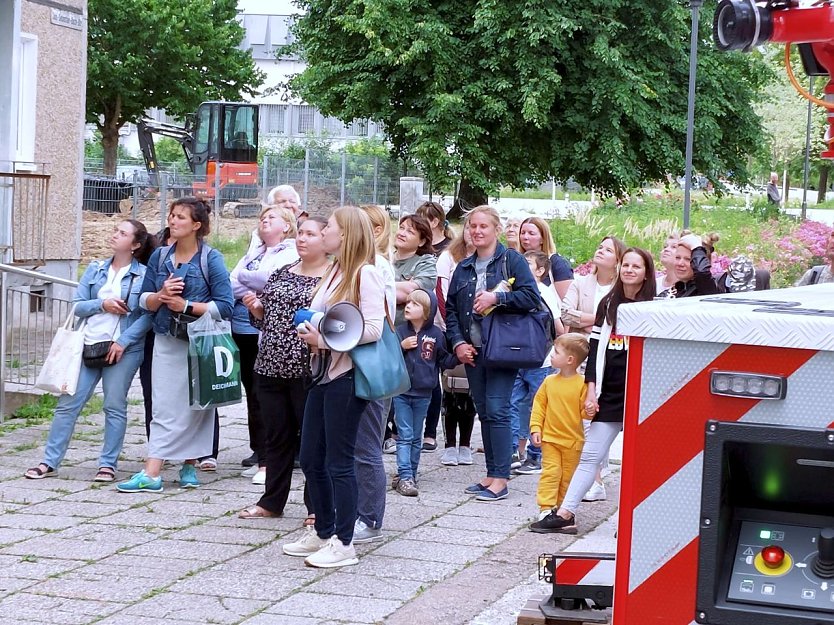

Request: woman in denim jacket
left=25, top=220, right=156, bottom=482
left=118, top=197, right=234, bottom=493
left=445, top=205, right=541, bottom=502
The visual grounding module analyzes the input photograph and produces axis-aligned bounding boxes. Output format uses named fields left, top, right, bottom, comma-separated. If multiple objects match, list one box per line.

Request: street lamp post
left=683, top=0, right=704, bottom=230
left=802, top=75, right=815, bottom=221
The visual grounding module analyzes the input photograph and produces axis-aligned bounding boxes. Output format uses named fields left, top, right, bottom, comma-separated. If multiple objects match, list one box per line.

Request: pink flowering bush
left=549, top=199, right=832, bottom=288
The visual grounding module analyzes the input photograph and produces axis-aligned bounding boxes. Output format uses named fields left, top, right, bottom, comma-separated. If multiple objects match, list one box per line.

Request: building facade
left=0, top=0, right=86, bottom=282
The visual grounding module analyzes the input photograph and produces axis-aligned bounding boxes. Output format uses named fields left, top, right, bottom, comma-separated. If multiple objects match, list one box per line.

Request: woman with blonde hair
left=560, top=234, right=625, bottom=502
left=282, top=206, right=386, bottom=568
left=561, top=236, right=626, bottom=336
left=446, top=205, right=541, bottom=501
left=230, top=205, right=300, bottom=480
left=519, top=216, right=574, bottom=299
left=351, top=205, right=397, bottom=544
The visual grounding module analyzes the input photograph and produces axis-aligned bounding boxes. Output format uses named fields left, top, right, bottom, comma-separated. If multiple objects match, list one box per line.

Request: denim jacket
left=140, top=243, right=234, bottom=335
left=73, top=257, right=151, bottom=353
left=445, top=243, right=541, bottom=349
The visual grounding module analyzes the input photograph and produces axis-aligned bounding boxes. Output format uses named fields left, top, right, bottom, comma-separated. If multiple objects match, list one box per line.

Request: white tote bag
left=35, top=309, right=85, bottom=395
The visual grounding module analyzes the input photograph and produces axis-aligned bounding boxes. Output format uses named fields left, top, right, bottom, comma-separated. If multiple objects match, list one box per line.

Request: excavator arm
left=135, top=118, right=196, bottom=187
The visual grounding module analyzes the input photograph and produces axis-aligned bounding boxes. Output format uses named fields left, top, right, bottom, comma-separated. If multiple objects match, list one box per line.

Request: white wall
left=238, top=0, right=301, bottom=15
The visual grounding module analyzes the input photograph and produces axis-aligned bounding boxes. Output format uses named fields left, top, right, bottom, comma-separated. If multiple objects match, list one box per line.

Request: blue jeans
left=355, top=399, right=387, bottom=528
left=300, top=372, right=368, bottom=545
left=43, top=347, right=144, bottom=470
left=392, top=395, right=431, bottom=481
left=465, top=358, right=518, bottom=479
left=509, top=367, right=551, bottom=462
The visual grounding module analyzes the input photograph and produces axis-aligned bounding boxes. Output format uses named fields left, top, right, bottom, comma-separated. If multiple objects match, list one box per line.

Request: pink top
left=309, top=263, right=386, bottom=381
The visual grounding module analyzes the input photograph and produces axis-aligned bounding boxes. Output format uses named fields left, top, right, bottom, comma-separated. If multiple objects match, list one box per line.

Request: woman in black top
left=673, top=232, right=720, bottom=298
left=237, top=217, right=330, bottom=520
left=531, top=247, right=656, bottom=534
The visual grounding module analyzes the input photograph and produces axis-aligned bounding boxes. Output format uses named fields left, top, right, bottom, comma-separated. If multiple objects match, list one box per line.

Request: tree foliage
left=86, top=0, right=264, bottom=174
left=752, top=47, right=827, bottom=189
left=291, top=0, right=768, bottom=208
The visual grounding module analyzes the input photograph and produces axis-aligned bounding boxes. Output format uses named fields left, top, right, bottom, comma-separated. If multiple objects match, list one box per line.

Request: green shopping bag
left=187, top=312, right=242, bottom=409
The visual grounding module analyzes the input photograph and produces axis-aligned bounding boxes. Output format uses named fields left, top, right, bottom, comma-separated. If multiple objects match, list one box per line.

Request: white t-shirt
left=375, top=254, right=397, bottom=315
left=593, top=281, right=611, bottom=315
left=538, top=281, right=562, bottom=368
left=84, top=264, right=129, bottom=345
left=434, top=250, right=456, bottom=331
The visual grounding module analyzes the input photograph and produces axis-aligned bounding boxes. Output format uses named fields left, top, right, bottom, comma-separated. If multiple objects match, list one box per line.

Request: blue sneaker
left=116, top=470, right=163, bottom=493
left=179, top=463, right=200, bottom=489
left=464, top=482, right=488, bottom=495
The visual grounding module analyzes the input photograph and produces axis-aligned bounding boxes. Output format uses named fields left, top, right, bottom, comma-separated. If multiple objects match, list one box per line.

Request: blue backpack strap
left=157, top=245, right=174, bottom=275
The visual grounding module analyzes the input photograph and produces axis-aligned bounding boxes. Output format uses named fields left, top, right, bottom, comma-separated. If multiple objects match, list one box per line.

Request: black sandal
left=24, top=464, right=56, bottom=480
left=93, top=468, right=116, bottom=483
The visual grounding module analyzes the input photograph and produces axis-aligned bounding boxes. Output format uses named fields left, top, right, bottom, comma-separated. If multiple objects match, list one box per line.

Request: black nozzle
left=713, top=0, right=774, bottom=51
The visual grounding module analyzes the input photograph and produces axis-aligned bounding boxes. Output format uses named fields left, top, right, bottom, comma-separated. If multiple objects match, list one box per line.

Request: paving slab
left=0, top=392, right=622, bottom=625
left=265, top=592, right=401, bottom=623
left=0, top=593, right=126, bottom=624
left=121, top=592, right=269, bottom=624
left=302, top=571, right=426, bottom=602
left=122, top=537, right=253, bottom=561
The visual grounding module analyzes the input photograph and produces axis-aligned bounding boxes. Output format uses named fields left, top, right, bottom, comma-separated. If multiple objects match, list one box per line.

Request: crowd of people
left=26, top=185, right=824, bottom=569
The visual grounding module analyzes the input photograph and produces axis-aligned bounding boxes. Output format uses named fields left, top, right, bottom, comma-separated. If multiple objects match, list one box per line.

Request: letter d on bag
left=214, top=346, right=234, bottom=378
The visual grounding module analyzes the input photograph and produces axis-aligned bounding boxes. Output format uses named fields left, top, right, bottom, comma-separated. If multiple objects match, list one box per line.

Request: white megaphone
left=293, top=302, right=365, bottom=352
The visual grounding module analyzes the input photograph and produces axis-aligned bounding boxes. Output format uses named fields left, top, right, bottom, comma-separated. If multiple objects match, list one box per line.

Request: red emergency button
left=762, top=546, right=785, bottom=568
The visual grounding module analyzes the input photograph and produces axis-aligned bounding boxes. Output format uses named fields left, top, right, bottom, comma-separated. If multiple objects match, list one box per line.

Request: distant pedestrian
left=766, top=172, right=781, bottom=207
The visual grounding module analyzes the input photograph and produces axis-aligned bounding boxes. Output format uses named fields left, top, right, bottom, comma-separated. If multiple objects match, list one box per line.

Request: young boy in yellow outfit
left=527, top=333, right=590, bottom=529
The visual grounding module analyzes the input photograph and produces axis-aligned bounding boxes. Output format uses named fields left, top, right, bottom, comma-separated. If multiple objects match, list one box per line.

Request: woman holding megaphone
left=282, top=206, right=386, bottom=569
left=238, top=216, right=329, bottom=523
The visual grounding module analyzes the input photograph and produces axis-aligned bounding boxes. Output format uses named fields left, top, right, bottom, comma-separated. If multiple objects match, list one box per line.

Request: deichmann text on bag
left=186, top=312, right=242, bottom=409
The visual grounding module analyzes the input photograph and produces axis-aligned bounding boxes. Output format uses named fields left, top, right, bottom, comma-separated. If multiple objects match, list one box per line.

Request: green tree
left=86, top=0, right=264, bottom=175
left=153, top=137, right=190, bottom=170
left=291, top=0, right=767, bottom=215
left=752, top=48, right=827, bottom=197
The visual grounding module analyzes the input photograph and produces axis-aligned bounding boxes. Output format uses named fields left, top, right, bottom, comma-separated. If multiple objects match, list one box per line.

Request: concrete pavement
left=0, top=398, right=619, bottom=625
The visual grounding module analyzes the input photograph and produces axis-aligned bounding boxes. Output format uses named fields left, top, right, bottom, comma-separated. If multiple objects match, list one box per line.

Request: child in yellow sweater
left=527, top=333, right=590, bottom=528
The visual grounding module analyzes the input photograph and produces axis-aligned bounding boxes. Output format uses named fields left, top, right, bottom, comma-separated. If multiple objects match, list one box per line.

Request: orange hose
left=784, top=43, right=834, bottom=110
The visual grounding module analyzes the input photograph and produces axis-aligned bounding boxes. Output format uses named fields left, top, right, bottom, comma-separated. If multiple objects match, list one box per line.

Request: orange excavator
left=136, top=101, right=259, bottom=201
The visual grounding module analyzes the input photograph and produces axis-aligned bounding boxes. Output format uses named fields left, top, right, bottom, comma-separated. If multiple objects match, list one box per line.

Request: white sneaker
left=440, top=447, right=459, bottom=466
left=241, top=465, right=259, bottom=478
left=283, top=526, right=329, bottom=557
left=304, top=535, right=359, bottom=568
left=353, top=519, right=383, bottom=544
left=457, top=447, right=473, bottom=465
left=251, top=468, right=266, bottom=485
left=583, top=481, right=607, bottom=502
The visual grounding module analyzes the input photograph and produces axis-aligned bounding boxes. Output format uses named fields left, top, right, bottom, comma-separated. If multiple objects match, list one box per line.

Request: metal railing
left=0, top=263, right=78, bottom=421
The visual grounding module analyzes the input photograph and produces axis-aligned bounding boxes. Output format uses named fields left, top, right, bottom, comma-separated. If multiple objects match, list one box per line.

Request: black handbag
left=169, top=312, right=200, bottom=341
left=82, top=341, right=113, bottom=368
left=480, top=253, right=556, bottom=370
left=83, top=273, right=137, bottom=367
